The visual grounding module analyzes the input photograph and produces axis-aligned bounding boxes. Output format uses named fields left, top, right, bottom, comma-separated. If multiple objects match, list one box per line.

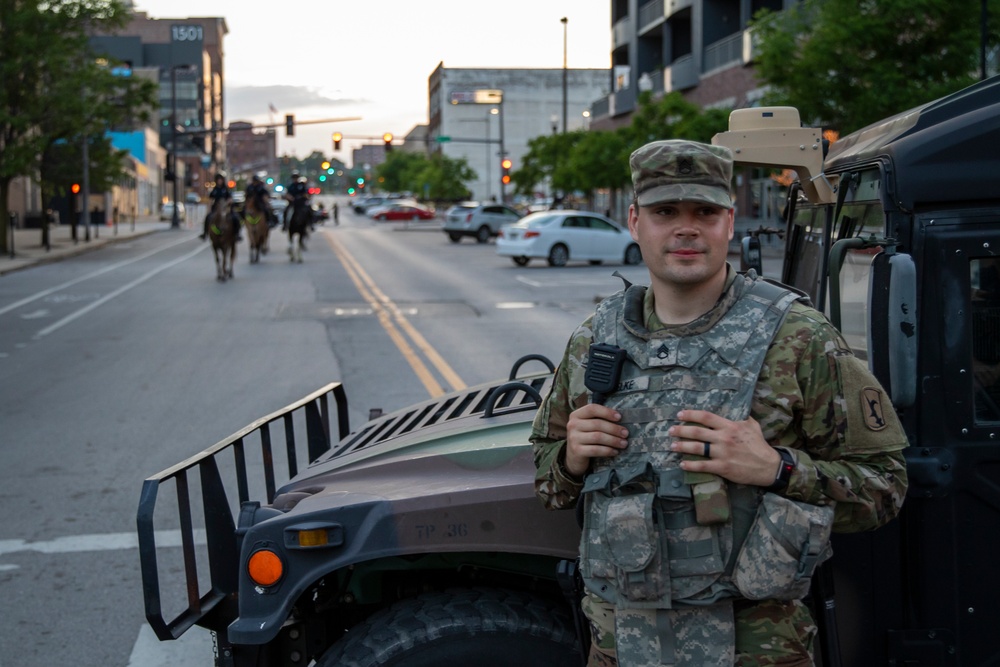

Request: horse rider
left=283, top=172, right=310, bottom=231
left=200, top=173, right=242, bottom=242
left=244, top=173, right=274, bottom=225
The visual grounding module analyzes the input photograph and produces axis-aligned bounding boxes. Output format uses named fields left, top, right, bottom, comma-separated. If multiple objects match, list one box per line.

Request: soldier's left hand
left=668, top=409, right=782, bottom=487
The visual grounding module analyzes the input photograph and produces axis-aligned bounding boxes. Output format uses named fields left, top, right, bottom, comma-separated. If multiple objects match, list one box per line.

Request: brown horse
left=208, top=198, right=237, bottom=281
left=242, top=195, right=270, bottom=264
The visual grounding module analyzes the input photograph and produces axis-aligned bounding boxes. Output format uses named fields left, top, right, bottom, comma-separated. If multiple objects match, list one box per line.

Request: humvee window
left=971, top=257, right=1000, bottom=422
left=832, top=201, right=888, bottom=361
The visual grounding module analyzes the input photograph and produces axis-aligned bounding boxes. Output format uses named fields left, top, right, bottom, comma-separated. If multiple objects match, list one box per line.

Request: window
left=971, top=257, right=1000, bottom=422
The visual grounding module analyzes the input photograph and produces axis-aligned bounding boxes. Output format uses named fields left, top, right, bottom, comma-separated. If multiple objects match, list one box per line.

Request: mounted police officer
left=282, top=171, right=309, bottom=231
left=532, top=140, right=908, bottom=666
left=244, top=173, right=274, bottom=224
left=200, top=172, right=242, bottom=242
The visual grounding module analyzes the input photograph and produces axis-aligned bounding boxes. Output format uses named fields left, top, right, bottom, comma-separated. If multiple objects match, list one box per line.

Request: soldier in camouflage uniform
left=531, top=140, right=908, bottom=666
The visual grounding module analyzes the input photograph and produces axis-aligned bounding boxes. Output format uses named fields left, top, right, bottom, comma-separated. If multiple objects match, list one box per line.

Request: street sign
left=436, top=136, right=452, bottom=143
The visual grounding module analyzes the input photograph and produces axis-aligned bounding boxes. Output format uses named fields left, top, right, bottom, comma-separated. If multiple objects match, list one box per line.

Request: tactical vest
left=579, top=273, right=805, bottom=609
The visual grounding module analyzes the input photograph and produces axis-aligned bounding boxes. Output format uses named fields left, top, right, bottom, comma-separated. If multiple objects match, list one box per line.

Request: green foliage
left=41, top=135, right=129, bottom=197
left=0, top=0, right=157, bottom=251
left=374, top=152, right=476, bottom=201
left=376, top=152, right=429, bottom=193
left=751, top=0, right=999, bottom=132
left=511, top=92, right=730, bottom=198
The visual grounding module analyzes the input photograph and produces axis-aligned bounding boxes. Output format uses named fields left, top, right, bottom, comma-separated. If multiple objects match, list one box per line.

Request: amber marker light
left=297, top=529, right=329, bottom=548
left=247, top=549, right=284, bottom=587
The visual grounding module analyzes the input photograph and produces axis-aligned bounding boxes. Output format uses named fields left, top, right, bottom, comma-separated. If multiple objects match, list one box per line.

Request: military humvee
left=138, top=74, right=1000, bottom=666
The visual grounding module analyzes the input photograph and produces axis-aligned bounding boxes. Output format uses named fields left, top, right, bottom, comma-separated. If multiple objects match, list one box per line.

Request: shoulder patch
left=861, top=386, right=888, bottom=431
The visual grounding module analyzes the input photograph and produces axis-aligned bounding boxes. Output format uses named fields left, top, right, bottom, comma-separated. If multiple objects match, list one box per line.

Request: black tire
left=475, top=225, right=492, bottom=244
left=512, top=256, right=530, bottom=266
left=547, top=244, right=569, bottom=267
left=316, top=588, right=580, bottom=667
left=624, top=243, right=642, bottom=265
left=448, top=232, right=462, bottom=243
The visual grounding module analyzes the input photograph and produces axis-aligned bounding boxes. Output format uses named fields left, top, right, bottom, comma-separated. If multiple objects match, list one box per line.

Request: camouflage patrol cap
left=630, top=140, right=734, bottom=208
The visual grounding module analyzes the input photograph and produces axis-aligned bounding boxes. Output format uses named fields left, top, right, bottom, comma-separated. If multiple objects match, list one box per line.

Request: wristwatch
left=766, top=447, right=796, bottom=492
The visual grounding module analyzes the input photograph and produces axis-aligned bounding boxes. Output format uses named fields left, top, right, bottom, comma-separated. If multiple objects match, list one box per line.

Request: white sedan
left=496, top=210, right=642, bottom=267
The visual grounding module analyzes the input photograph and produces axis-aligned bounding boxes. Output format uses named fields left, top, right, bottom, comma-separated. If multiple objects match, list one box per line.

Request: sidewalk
left=1, top=215, right=186, bottom=276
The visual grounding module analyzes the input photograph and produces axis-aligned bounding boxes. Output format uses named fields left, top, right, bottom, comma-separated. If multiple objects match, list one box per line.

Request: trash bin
left=24, top=212, right=45, bottom=229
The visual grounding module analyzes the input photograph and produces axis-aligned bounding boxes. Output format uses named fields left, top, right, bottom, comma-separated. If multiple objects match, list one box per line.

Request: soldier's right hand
left=565, top=404, right=628, bottom=478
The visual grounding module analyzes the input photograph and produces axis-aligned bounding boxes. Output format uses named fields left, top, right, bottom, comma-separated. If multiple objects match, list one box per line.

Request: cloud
left=225, top=85, right=365, bottom=121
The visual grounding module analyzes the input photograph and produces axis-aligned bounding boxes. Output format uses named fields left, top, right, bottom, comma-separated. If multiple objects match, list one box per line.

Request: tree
left=376, top=151, right=428, bottom=193
left=374, top=152, right=476, bottom=202
left=415, top=153, right=477, bottom=202
left=751, top=0, right=1000, bottom=133
left=510, top=93, right=728, bottom=205
left=0, top=0, right=156, bottom=252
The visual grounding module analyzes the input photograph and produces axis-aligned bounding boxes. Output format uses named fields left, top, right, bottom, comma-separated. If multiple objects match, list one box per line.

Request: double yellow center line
left=322, top=230, right=466, bottom=398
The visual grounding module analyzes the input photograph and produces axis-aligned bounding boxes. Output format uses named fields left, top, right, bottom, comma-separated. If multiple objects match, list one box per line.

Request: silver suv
left=443, top=202, right=521, bottom=243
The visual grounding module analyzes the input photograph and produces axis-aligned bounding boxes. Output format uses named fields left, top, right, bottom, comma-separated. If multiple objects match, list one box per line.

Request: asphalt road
left=0, top=198, right=661, bottom=666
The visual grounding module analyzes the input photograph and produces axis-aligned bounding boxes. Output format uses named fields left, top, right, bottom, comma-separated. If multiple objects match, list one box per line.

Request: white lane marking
left=0, top=529, right=206, bottom=556
left=35, top=244, right=208, bottom=338
left=496, top=302, right=536, bottom=309
left=19, top=309, right=49, bottom=319
left=128, top=623, right=214, bottom=667
left=0, top=233, right=194, bottom=317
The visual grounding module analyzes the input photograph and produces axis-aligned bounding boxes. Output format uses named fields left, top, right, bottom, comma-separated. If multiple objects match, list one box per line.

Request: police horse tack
left=208, top=198, right=237, bottom=281
left=242, top=196, right=270, bottom=264
left=287, top=200, right=310, bottom=264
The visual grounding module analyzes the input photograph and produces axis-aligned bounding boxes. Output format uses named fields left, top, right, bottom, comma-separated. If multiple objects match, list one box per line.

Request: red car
left=372, top=204, right=435, bottom=221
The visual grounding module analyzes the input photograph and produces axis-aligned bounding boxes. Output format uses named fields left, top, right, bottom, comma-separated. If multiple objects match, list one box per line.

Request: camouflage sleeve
left=753, top=304, right=909, bottom=533
left=531, top=320, right=594, bottom=511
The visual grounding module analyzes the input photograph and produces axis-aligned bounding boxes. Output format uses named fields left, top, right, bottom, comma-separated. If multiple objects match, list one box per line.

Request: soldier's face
left=628, top=200, right=734, bottom=289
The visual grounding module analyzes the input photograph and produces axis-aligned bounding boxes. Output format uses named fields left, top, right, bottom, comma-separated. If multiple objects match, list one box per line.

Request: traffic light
left=71, top=183, right=81, bottom=194
left=285, top=114, right=295, bottom=136
left=321, top=161, right=331, bottom=170
left=333, top=132, right=342, bottom=151
left=501, top=158, right=512, bottom=185
left=383, top=132, right=393, bottom=152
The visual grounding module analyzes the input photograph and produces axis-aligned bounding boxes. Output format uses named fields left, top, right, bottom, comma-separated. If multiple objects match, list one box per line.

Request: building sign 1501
left=171, top=24, right=203, bottom=42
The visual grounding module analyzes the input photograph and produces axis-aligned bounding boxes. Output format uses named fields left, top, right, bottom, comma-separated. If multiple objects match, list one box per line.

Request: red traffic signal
left=333, top=132, right=342, bottom=151
left=71, top=183, right=81, bottom=194
left=383, top=132, right=393, bottom=152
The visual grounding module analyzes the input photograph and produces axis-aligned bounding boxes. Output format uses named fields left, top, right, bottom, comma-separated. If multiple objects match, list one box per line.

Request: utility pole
left=561, top=17, right=568, bottom=134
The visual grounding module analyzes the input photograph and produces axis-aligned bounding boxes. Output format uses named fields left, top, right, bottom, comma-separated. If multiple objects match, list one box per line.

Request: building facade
left=427, top=64, right=610, bottom=203
left=589, top=0, right=800, bottom=235
left=91, top=9, right=228, bottom=203
left=227, top=122, right=278, bottom=183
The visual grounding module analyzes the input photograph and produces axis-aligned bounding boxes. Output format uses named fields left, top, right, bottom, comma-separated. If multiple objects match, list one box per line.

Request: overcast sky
left=134, top=0, right=613, bottom=156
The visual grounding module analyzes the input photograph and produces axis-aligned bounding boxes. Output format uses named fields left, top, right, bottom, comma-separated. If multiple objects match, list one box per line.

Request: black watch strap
left=766, top=447, right=796, bottom=492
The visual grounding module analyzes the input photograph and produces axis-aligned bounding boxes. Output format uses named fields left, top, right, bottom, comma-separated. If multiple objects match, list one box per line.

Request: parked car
left=371, top=203, right=435, bottom=221
left=496, top=210, right=643, bottom=267
left=443, top=202, right=521, bottom=243
left=158, top=201, right=185, bottom=221
left=353, top=195, right=401, bottom=215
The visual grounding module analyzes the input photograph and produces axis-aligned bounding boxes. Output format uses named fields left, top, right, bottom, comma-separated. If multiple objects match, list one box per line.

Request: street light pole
left=170, top=65, right=181, bottom=229
left=497, top=98, right=506, bottom=204
left=169, top=64, right=194, bottom=229
left=561, top=17, right=568, bottom=134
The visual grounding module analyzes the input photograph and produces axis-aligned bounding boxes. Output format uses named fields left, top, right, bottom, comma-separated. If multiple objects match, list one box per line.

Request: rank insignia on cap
left=678, top=156, right=694, bottom=175
left=861, top=387, right=888, bottom=431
